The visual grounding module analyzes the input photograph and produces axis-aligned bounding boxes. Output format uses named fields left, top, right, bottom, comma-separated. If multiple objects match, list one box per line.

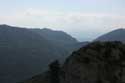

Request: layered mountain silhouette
left=62, top=41, right=125, bottom=83
left=95, top=28, right=125, bottom=42
left=31, top=28, right=78, bottom=45
left=0, top=25, right=125, bottom=83
left=0, top=24, right=87, bottom=83
left=22, top=41, right=125, bottom=83
left=21, top=28, right=125, bottom=83
left=30, top=28, right=83, bottom=54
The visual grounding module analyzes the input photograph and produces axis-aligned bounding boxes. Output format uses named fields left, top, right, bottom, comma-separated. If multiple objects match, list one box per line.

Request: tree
left=49, top=60, right=60, bottom=83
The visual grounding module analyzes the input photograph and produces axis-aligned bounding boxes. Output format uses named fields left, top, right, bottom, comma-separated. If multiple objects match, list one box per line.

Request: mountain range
left=95, top=28, right=125, bottom=42
left=31, top=28, right=78, bottom=45
left=0, top=24, right=88, bottom=83
left=22, top=41, right=125, bottom=83
left=20, top=28, right=125, bottom=83
left=0, top=24, right=125, bottom=83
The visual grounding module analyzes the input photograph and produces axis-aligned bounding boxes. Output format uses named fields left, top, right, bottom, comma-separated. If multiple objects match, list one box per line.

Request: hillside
left=63, top=41, right=125, bottom=83
left=31, top=28, right=78, bottom=45
left=30, top=28, right=88, bottom=58
left=0, top=25, right=71, bottom=83
left=22, top=41, right=125, bottom=83
left=95, top=28, right=125, bottom=42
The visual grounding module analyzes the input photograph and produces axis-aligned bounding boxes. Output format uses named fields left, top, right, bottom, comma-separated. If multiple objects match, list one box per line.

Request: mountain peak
left=0, top=24, right=11, bottom=27
left=113, top=28, right=125, bottom=32
left=42, top=28, right=52, bottom=30
left=0, top=24, right=78, bottom=83
left=31, top=28, right=78, bottom=44
left=95, top=28, right=125, bottom=42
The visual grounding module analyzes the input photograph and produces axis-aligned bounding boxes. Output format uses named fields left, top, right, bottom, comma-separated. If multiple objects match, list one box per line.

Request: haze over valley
left=0, top=0, right=125, bottom=83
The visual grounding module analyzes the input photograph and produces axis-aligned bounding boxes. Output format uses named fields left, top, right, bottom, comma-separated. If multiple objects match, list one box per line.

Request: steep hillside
left=23, top=41, right=125, bottom=83
left=31, top=28, right=78, bottom=45
left=95, top=28, right=125, bottom=42
left=63, top=41, right=125, bottom=83
left=30, top=28, right=87, bottom=57
left=0, top=25, right=68, bottom=83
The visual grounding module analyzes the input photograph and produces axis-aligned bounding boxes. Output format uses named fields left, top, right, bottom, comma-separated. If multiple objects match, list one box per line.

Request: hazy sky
left=0, top=0, right=125, bottom=41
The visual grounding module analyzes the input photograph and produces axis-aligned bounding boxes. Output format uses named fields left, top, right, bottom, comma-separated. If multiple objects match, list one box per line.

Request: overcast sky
left=0, top=0, right=125, bottom=41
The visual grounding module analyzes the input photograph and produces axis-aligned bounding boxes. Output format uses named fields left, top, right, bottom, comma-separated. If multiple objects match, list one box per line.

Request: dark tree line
left=48, top=42, right=125, bottom=83
left=49, top=60, right=60, bottom=83
left=95, top=41, right=125, bottom=83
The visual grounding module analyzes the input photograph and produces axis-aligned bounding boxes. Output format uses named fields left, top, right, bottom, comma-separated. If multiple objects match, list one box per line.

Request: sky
left=0, top=0, right=125, bottom=41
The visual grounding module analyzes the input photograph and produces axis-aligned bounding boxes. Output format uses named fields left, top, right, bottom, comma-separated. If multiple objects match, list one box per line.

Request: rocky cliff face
left=63, top=41, right=125, bottom=83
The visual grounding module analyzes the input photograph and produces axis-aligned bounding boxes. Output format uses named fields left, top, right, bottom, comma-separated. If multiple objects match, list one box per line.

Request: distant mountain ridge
left=31, top=28, right=78, bottom=45
left=4, top=25, right=125, bottom=83
left=21, top=28, right=125, bottom=83
left=0, top=24, right=65, bottom=83
left=30, top=28, right=87, bottom=55
left=95, top=28, right=125, bottom=42
left=0, top=24, right=82, bottom=83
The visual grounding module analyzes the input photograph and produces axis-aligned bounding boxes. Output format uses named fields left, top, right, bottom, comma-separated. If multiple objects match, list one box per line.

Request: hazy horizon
left=0, top=0, right=125, bottom=41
